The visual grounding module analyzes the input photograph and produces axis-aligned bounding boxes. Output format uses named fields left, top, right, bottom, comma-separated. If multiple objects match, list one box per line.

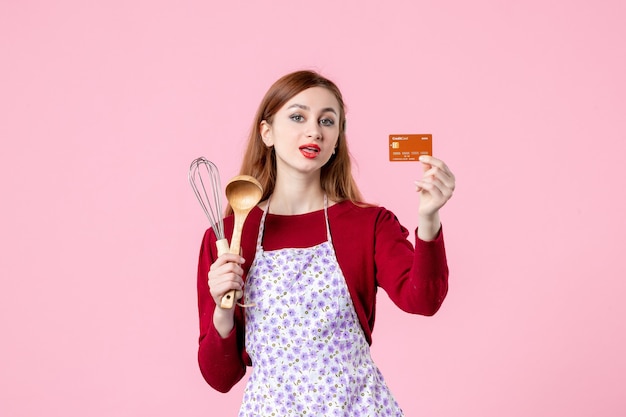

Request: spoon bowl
left=226, top=175, right=264, bottom=213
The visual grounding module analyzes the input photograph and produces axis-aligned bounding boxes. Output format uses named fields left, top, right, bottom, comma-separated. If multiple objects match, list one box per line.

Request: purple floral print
left=238, top=202, right=404, bottom=417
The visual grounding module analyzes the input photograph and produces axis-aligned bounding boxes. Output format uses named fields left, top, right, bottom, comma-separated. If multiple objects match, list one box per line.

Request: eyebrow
left=287, top=103, right=337, bottom=115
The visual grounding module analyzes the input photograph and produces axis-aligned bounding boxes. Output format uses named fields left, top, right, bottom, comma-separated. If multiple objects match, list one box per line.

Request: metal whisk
left=188, top=157, right=230, bottom=256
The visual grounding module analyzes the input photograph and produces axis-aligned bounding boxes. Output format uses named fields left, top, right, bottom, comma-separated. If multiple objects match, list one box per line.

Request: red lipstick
left=299, top=144, right=320, bottom=159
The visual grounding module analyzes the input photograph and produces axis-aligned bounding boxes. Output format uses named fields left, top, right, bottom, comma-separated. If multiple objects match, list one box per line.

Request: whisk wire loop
left=188, top=157, right=225, bottom=240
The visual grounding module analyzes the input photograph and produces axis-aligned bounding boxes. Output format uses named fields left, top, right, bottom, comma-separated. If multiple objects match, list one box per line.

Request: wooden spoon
left=220, top=175, right=263, bottom=309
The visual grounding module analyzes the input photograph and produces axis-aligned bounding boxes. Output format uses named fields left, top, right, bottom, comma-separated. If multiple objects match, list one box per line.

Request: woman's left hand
left=415, top=155, right=455, bottom=217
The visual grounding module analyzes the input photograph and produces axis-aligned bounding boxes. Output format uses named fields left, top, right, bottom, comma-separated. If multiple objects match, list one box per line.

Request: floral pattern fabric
left=239, top=198, right=404, bottom=417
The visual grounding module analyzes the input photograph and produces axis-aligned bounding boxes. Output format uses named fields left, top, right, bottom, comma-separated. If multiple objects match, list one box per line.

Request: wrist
left=213, top=305, right=235, bottom=338
left=417, top=212, right=441, bottom=241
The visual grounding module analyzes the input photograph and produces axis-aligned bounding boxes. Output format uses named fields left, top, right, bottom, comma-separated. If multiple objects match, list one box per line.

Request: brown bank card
left=389, top=134, right=432, bottom=161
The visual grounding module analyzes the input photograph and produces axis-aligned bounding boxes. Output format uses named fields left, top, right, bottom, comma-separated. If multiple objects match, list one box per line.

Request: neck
left=267, top=174, right=325, bottom=215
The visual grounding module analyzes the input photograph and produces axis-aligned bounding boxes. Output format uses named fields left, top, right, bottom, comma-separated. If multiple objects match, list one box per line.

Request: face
left=260, top=86, right=341, bottom=177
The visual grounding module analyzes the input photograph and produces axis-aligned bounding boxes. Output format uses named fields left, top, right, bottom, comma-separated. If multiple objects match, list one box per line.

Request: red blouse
left=196, top=200, right=449, bottom=393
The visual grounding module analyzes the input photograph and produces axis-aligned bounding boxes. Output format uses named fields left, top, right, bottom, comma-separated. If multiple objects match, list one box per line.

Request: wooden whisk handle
left=216, top=238, right=242, bottom=309
left=215, top=238, right=229, bottom=257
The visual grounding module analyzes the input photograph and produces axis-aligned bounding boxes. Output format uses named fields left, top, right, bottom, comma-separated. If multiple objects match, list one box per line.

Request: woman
left=196, top=70, right=455, bottom=416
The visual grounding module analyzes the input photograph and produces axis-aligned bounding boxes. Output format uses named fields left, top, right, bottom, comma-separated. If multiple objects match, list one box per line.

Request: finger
left=422, top=160, right=452, bottom=178
left=209, top=263, right=245, bottom=283
left=415, top=179, right=445, bottom=199
left=423, top=166, right=455, bottom=191
left=209, top=253, right=246, bottom=271
left=208, top=270, right=244, bottom=291
left=420, top=155, right=454, bottom=179
left=415, top=175, right=454, bottom=200
left=419, top=155, right=447, bottom=170
left=209, top=280, right=244, bottom=302
left=421, top=156, right=455, bottom=187
left=212, top=273, right=244, bottom=289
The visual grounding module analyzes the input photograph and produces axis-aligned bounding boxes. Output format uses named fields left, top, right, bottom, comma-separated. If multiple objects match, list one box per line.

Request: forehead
left=282, top=87, right=340, bottom=112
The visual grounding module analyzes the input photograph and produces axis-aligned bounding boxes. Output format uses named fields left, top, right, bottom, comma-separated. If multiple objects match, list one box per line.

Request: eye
left=320, top=118, right=335, bottom=127
left=290, top=114, right=304, bottom=122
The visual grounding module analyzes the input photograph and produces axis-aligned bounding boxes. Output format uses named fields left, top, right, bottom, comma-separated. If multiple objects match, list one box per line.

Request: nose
left=306, top=120, right=322, bottom=140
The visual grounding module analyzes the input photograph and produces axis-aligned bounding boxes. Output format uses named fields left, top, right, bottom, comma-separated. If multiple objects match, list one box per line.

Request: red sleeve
left=196, top=228, right=247, bottom=393
left=374, top=208, right=449, bottom=316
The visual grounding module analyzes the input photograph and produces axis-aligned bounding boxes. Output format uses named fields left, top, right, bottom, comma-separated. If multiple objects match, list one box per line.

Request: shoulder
left=330, top=200, right=399, bottom=223
left=328, top=200, right=406, bottom=236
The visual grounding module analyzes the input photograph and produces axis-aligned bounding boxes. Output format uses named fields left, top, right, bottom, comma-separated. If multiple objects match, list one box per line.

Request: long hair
left=225, top=70, right=364, bottom=215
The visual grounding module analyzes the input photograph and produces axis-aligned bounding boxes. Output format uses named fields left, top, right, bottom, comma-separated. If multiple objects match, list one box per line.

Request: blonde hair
left=226, top=70, right=364, bottom=215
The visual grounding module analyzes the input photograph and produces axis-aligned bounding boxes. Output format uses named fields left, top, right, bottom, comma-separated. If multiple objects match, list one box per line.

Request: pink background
left=1, top=1, right=625, bottom=416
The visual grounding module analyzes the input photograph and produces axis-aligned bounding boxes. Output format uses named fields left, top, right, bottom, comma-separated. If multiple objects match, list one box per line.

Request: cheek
left=273, top=123, right=298, bottom=138
left=327, top=131, right=340, bottom=147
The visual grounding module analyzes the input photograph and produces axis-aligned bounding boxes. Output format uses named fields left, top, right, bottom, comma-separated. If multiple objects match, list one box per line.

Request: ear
left=260, top=120, right=273, bottom=147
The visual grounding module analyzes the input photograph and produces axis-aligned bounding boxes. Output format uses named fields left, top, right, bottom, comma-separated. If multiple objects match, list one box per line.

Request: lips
left=299, top=144, right=321, bottom=159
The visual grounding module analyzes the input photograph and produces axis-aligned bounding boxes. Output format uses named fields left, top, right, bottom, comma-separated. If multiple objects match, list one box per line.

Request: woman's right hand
left=208, top=253, right=246, bottom=308
left=208, top=254, right=245, bottom=338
